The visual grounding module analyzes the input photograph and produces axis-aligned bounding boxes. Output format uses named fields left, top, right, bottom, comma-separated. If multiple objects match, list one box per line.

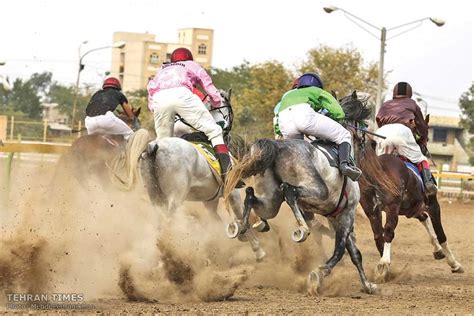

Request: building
left=427, top=116, right=471, bottom=172
left=110, top=29, right=214, bottom=92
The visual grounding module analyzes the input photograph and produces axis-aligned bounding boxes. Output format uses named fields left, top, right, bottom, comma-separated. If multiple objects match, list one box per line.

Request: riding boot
left=338, top=142, right=362, bottom=181
left=214, top=144, right=245, bottom=188
left=421, top=168, right=438, bottom=196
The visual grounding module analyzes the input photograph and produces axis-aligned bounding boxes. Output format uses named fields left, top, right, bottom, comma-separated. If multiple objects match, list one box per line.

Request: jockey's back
left=147, top=60, right=221, bottom=110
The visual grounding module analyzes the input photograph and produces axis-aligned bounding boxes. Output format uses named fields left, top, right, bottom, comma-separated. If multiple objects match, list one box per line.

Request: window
left=166, top=53, right=172, bottom=62
left=149, top=53, right=160, bottom=64
left=432, top=128, right=448, bottom=143
left=198, top=43, right=207, bottom=55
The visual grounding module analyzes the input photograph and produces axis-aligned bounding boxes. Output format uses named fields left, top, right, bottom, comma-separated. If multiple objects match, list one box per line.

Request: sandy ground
left=0, top=158, right=473, bottom=314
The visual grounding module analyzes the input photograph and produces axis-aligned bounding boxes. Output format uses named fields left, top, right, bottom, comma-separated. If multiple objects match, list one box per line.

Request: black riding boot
left=421, top=168, right=438, bottom=196
left=214, top=145, right=245, bottom=188
left=338, top=142, right=362, bottom=181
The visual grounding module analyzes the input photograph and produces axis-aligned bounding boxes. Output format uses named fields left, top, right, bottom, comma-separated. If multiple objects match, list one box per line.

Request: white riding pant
left=277, top=103, right=352, bottom=145
left=85, top=111, right=133, bottom=139
left=151, top=87, right=224, bottom=146
left=375, top=123, right=427, bottom=164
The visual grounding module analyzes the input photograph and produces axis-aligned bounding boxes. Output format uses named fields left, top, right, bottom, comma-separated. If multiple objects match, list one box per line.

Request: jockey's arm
left=318, top=89, right=345, bottom=121
left=196, top=67, right=221, bottom=108
left=121, top=101, right=135, bottom=119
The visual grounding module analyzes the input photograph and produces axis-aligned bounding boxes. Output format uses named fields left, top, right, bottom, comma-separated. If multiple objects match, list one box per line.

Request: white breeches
left=151, top=87, right=224, bottom=145
left=375, top=123, right=427, bottom=164
left=85, top=111, right=133, bottom=139
left=277, top=103, right=352, bottom=145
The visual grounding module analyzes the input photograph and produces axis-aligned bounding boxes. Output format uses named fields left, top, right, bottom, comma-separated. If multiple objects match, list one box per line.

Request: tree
left=459, top=83, right=474, bottom=164
left=299, top=45, right=379, bottom=104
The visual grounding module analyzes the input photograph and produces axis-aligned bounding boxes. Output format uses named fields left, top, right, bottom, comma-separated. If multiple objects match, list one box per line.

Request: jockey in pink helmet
left=147, top=47, right=233, bottom=184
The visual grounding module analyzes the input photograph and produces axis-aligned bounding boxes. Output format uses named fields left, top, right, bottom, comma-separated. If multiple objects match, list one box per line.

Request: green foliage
left=458, top=83, right=474, bottom=164
left=300, top=45, right=379, bottom=103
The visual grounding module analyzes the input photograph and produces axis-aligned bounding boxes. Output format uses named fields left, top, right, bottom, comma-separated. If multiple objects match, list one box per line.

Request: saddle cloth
left=403, top=161, right=424, bottom=192
left=310, top=140, right=355, bottom=168
left=190, top=141, right=221, bottom=175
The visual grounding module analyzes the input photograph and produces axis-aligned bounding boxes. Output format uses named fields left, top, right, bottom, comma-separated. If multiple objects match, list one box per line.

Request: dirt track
left=0, top=160, right=473, bottom=314
left=89, top=201, right=473, bottom=314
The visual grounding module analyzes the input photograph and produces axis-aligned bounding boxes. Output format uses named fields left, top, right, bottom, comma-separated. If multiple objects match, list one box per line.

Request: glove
left=131, top=116, right=140, bottom=131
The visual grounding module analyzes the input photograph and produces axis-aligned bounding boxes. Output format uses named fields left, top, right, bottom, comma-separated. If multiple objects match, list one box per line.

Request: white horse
left=139, top=90, right=265, bottom=261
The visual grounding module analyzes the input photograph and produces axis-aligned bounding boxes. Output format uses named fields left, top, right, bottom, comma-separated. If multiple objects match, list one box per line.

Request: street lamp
left=323, top=6, right=444, bottom=119
left=71, top=40, right=126, bottom=129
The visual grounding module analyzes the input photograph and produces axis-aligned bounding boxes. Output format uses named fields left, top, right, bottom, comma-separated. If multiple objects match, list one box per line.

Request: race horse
left=59, top=107, right=144, bottom=189
left=138, top=89, right=265, bottom=261
left=224, top=91, right=382, bottom=295
left=357, top=125, right=464, bottom=281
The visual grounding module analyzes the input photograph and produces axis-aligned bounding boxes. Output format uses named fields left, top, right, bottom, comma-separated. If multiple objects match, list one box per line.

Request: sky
left=0, top=0, right=472, bottom=117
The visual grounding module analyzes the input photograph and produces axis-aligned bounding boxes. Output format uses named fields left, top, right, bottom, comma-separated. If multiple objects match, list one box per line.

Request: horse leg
left=308, top=215, right=333, bottom=262
left=346, top=232, right=378, bottom=294
left=280, top=183, right=311, bottom=243
left=415, top=212, right=444, bottom=259
left=307, top=212, right=352, bottom=295
left=227, top=189, right=266, bottom=262
left=426, top=196, right=463, bottom=273
left=376, top=202, right=399, bottom=282
left=360, top=194, right=384, bottom=256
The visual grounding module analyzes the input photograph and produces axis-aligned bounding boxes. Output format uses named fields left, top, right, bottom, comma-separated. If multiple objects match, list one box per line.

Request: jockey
left=273, top=78, right=299, bottom=139
left=147, top=47, right=233, bottom=184
left=376, top=81, right=437, bottom=195
left=274, top=72, right=362, bottom=181
left=85, top=77, right=138, bottom=139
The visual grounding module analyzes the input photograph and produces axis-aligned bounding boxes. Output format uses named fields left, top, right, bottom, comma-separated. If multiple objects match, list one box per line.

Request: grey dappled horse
left=224, top=91, right=378, bottom=295
left=140, top=90, right=265, bottom=261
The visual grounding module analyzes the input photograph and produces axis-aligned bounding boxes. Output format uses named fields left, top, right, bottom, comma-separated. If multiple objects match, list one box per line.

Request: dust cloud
left=0, top=154, right=350, bottom=305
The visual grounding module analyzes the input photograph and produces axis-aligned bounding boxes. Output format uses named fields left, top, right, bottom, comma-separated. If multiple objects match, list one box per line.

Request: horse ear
left=425, top=114, right=430, bottom=124
left=134, top=106, right=141, bottom=117
left=228, top=88, right=232, bottom=100
left=351, top=90, right=358, bottom=100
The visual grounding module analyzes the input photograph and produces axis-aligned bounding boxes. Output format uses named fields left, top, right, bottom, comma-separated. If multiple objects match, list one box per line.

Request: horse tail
left=109, top=129, right=151, bottom=191
left=357, top=140, right=400, bottom=197
left=224, top=138, right=278, bottom=201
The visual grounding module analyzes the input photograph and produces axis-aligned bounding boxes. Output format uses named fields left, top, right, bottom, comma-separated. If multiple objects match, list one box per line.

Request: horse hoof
left=255, top=248, right=266, bottom=262
left=292, top=227, right=310, bottom=243
left=433, top=250, right=445, bottom=260
left=451, top=265, right=464, bottom=274
left=226, top=221, right=245, bottom=239
left=306, top=271, right=323, bottom=296
left=363, top=282, right=378, bottom=295
left=252, top=220, right=270, bottom=233
left=375, top=262, right=390, bottom=283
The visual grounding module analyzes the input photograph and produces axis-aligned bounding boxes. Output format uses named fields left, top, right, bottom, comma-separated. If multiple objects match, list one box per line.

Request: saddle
left=310, top=139, right=355, bottom=168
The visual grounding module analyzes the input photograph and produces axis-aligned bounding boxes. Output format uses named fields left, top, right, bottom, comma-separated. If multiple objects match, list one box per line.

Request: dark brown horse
left=59, top=107, right=142, bottom=189
left=357, top=141, right=463, bottom=281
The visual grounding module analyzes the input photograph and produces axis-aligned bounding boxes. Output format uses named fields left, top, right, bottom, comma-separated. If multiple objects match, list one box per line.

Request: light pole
left=71, top=40, right=126, bottom=129
left=323, top=6, right=444, bottom=119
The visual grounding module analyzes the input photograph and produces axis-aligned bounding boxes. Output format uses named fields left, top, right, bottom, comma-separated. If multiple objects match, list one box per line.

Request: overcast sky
left=0, top=0, right=472, bottom=116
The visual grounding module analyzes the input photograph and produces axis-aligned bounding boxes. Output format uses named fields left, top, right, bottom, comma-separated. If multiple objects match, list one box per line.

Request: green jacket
left=277, top=87, right=345, bottom=121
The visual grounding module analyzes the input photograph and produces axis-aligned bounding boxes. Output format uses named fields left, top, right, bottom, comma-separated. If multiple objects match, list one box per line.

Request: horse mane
left=339, top=91, right=372, bottom=123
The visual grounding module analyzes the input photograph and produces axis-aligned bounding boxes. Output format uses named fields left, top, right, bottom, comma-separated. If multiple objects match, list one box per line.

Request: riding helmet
left=297, top=72, right=324, bottom=89
left=170, top=47, right=194, bottom=62
left=102, top=77, right=122, bottom=90
left=393, top=82, right=413, bottom=99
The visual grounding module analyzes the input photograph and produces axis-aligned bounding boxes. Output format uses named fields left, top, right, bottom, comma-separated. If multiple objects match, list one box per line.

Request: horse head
left=116, top=106, right=142, bottom=131
left=339, top=90, right=372, bottom=151
left=210, top=89, right=234, bottom=138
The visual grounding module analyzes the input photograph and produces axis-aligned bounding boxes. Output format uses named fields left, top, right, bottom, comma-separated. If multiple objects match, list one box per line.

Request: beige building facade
left=111, top=28, right=214, bottom=92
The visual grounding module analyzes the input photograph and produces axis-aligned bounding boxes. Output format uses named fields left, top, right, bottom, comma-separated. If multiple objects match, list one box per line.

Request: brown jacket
left=376, top=97, right=428, bottom=146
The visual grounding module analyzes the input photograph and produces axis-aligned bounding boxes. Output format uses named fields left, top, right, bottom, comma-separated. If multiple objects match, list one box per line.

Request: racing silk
left=277, top=87, right=345, bottom=121
left=147, top=60, right=221, bottom=111
left=376, top=97, right=428, bottom=147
